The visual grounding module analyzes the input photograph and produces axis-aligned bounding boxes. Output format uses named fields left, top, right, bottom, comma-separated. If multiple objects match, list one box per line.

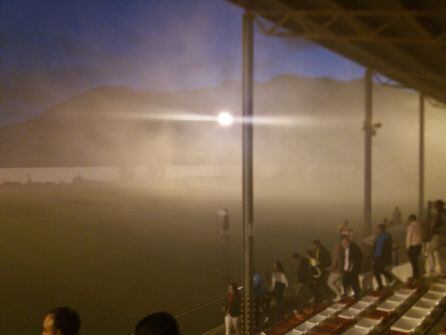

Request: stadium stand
left=264, top=277, right=446, bottom=335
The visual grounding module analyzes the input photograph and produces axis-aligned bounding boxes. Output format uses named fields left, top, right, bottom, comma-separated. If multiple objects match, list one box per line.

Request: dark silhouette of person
left=340, top=236, right=363, bottom=299
left=224, top=283, right=241, bottom=335
left=313, top=239, right=333, bottom=300
left=134, top=312, right=180, bottom=335
left=41, top=306, right=81, bottom=335
left=292, top=253, right=312, bottom=312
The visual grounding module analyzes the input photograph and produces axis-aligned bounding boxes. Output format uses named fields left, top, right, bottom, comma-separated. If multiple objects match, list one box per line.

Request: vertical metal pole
left=419, top=94, right=425, bottom=220
left=242, top=11, right=254, bottom=335
left=364, top=69, right=373, bottom=236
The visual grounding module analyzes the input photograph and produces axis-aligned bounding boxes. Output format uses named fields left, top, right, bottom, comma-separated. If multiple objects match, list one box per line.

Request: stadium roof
left=228, top=0, right=446, bottom=103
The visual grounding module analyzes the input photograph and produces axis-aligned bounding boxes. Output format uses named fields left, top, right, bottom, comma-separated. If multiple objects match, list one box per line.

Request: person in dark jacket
left=314, top=240, right=332, bottom=270
left=307, top=249, right=323, bottom=303
left=292, top=253, right=313, bottom=312
left=224, top=283, right=241, bottom=335
left=372, top=224, right=394, bottom=289
left=313, top=239, right=334, bottom=300
left=340, top=236, right=363, bottom=299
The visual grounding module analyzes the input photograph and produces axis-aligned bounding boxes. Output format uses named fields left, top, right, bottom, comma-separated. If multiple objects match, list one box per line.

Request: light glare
left=218, top=112, right=233, bottom=126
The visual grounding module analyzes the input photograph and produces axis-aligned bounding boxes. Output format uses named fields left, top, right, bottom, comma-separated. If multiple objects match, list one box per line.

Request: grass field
left=0, top=180, right=372, bottom=334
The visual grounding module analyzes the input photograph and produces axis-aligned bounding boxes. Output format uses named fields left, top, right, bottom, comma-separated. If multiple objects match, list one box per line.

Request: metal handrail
left=175, top=295, right=226, bottom=319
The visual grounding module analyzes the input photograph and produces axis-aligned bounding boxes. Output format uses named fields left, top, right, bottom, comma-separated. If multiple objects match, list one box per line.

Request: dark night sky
left=0, top=0, right=364, bottom=122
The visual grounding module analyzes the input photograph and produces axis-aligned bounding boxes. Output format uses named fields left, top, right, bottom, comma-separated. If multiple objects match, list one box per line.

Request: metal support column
left=364, top=69, right=373, bottom=236
left=242, top=11, right=254, bottom=335
left=419, top=94, right=425, bottom=220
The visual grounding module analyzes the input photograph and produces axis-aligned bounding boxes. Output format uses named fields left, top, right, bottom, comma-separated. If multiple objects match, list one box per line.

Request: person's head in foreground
left=135, top=312, right=180, bottom=335
left=42, top=306, right=81, bottom=335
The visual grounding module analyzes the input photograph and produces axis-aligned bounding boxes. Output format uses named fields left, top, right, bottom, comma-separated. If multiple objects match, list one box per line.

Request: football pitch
left=0, top=182, right=360, bottom=334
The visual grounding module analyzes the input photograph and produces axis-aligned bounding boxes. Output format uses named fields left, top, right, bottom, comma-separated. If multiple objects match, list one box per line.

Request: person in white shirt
left=271, top=261, right=288, bottom=322
left=327, top=241, right=343, bottom=300
left=406, top=214, right=423, bottom=279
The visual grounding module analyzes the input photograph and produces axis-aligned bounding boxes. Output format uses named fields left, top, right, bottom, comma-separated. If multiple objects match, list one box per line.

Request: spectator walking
left=42, top=306, right=81, bottom=335
left=373, top=224, right=394, bottom=289
left=271, top=261, right=288, bottom=321
left=326, top=239, right=343, bottom=300
left=292, top=253, right=312, bottom=312
left=224, top=283, right=241, bottom=335
left=313, top=239, right=334, bottom=300
left=134, top=312, right=180, bottom=335
left=307, top=250, right=323, bottom=303
left=406, top=214, right=423, bottom=280
left=340, top=236, right=363, bottom=299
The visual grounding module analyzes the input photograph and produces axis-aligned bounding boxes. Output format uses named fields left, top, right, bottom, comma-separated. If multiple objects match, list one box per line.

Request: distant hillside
left=0, top=75, right=444, bottom=177
left=1, top=75, right=446, bottom=205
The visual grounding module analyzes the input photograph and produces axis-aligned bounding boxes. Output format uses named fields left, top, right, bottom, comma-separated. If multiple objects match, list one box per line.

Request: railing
left=128, top=232, right=409, bottom=334
left=174, top=295, right=226, bottom=334
left=126, top=296, right=227, bottom=335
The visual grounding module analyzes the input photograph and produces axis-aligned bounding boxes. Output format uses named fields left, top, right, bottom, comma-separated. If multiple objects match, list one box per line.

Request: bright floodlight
left=218, top=111, right=233, bottom=126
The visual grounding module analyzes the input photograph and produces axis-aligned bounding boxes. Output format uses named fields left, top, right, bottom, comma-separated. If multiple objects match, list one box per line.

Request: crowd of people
left=223, top=201, right=446, bottom=335
left=223, top=226, right=368, bottom=334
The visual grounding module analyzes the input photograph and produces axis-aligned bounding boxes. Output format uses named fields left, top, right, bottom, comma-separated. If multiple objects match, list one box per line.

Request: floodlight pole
left=242, top=11, right=255, bottom=335
left=419, top=94, right=425, bottom=220
left=364, top=69, right=373, bottom=236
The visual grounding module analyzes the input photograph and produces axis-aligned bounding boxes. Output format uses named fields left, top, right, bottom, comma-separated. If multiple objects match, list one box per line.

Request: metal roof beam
left=252, top=11, right=446, bottom=44
left=249, top=0, right=446, bottom=101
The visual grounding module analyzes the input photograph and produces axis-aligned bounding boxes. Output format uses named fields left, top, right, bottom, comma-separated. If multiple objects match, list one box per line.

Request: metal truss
left=372, top=73, right=446, bottom=106
left=427, top=97, right=446, bottom=109
left=252, top=10, right=446, bottom=44
left=373, top=73, right=405, bottom=88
